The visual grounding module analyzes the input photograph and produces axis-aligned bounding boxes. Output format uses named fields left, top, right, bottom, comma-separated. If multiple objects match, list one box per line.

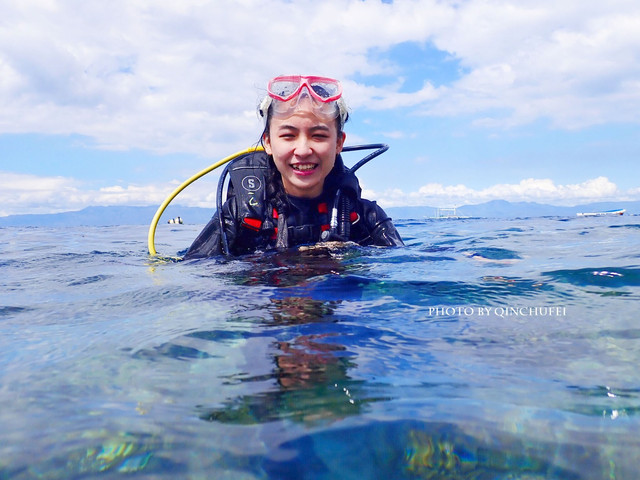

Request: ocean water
left=2, top=216, right=640, bottom=479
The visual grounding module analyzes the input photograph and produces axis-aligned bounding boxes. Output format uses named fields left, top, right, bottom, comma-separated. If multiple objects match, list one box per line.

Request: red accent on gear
left=243, top=217, right=262, bottom=231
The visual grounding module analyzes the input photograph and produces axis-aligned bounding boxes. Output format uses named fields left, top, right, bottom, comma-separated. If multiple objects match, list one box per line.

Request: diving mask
left=269, top=75, right=343, bottom=103
left=259, top=75, right=348, bottom=127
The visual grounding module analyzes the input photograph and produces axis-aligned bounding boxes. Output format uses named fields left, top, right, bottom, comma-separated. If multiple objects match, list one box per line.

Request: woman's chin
left=284, top=178, right=323, bottom=198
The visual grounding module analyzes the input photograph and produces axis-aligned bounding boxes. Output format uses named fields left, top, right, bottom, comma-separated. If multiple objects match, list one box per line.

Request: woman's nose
left=293, top=137, right=312, bottom=156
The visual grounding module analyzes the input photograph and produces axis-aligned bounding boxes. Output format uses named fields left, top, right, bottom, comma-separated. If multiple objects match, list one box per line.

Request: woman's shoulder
left=358, top=197, right=387, bottom=215
left=356, top=198, right=404, bottom=246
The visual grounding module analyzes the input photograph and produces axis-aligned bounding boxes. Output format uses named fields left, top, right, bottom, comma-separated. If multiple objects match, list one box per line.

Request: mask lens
left=271, top=91, right=338, bottom=120
left=269, top=79, right=301, bottom=100
left=309, top=81, right=340, bottom=100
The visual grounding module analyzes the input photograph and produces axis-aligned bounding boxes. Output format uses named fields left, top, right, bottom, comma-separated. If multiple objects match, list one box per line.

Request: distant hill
left=0, top=201, right=638, bottom=227
left=386, top=200, right=640, bottom=220
left=0, top=205, right=215, bottom=227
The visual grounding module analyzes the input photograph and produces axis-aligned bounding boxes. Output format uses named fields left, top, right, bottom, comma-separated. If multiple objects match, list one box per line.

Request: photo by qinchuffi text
left=427, top=306, right=567, bottom=318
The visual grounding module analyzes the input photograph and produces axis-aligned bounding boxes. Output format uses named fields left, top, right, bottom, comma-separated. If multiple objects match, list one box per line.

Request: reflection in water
left=195, top=294, right=367, bottom=426
left=275, top=331, right=346, bottom=390
left=199, top=247, right=366, bottom=423
left=199, top=286, right=366, bottom=425
left=269, top=296, right=340, bottom=325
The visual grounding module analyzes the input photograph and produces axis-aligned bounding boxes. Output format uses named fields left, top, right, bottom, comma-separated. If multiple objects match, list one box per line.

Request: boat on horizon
left=430, top=207, right=472, bottom=220
left=576, top=209, right=625, bottom=217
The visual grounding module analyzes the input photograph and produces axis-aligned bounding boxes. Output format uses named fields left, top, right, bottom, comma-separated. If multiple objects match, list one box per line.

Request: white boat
left=167, top=216, right=183, bottom=224
left=431, top=207, right=471, bottom=220
left=577, top=209, right=625, bottom=217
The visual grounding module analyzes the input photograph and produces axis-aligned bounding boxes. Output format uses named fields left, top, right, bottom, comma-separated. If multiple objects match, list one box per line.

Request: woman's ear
left=263, top=133, right=272, bottom=155
left=336, top=132, right=346, bottom=154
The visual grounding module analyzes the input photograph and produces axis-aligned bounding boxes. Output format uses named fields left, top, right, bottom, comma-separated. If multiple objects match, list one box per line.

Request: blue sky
left=2, top=0, right=640, bottom=216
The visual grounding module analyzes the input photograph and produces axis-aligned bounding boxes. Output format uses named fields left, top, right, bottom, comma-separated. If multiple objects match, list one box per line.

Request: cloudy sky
left=2, top=0, right=640, bottom=216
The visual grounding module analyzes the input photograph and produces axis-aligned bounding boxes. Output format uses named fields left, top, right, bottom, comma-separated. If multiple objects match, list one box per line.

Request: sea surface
left=2, top=216, right=640, bottom=479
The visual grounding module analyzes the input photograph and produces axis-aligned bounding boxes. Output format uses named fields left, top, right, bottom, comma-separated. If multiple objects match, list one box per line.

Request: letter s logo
left=242, top=176, right=262, bottom=192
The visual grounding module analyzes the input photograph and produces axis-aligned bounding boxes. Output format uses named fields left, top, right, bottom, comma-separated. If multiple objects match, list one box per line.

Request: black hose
left=216, top=163, right=232, bottom=255
left=338, top=194, right=351, bottom=239
left=343, top=144, right=389, bottom=173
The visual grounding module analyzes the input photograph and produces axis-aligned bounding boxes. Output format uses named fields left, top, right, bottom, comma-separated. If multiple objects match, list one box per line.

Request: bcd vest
left=225, top=151, right=360, bottom=248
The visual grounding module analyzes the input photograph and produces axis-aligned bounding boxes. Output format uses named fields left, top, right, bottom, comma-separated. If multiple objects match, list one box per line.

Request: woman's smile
left=291, top=162, right=318, bottom=173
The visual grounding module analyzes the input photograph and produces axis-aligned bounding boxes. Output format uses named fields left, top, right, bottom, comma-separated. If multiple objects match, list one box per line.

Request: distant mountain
left=386, top=200, right=640, bottom=220
left=458, top=200, right=575, bottom=218
left=1, top=201, right=637, bottom=227
left=0, top=205, right=215, bottom=227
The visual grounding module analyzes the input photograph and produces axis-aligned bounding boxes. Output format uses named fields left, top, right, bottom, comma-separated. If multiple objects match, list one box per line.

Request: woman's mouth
left=291, top=163, right=318, bottom=172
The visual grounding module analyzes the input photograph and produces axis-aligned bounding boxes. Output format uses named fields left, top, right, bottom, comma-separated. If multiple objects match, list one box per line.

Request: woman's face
left=264, top=107, right=346, bottom=198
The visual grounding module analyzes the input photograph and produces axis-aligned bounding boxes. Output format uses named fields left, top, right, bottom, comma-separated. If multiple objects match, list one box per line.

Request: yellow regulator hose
left=147, top=146, right=264, bottom=256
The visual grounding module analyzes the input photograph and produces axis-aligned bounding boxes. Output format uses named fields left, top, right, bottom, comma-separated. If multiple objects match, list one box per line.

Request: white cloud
left=3, top=0, right=639, bottom=159
left=373, top=176, right=628, bottom=208
left=381, top=130, right=411, bottom=139
left=1, top=170, right=633, bottom=217
left=425, top=1, right=640, bottom=127
left=0, top=169, right=234, bottom=217
left=0, top=172, right=84, bottom=216
left=346, top=80, right=443, bottom=110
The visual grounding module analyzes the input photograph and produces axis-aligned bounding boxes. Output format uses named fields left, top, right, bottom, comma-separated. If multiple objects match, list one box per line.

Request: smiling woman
left=184, top=75, right=404, bottom=258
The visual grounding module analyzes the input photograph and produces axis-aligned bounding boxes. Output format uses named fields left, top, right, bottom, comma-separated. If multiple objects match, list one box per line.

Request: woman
left=184, top=75, right=403, bottom=258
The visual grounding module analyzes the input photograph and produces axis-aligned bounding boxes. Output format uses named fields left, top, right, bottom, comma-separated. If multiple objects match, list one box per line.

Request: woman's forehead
left=271, top=109, right=335, bottom=130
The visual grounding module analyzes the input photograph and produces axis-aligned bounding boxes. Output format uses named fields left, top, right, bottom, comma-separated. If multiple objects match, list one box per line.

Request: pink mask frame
left=267, top=75, right=343, bottom=103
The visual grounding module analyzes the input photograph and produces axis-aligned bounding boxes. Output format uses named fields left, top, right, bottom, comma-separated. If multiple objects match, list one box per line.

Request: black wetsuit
left=184, top=153, right=404, bottom=258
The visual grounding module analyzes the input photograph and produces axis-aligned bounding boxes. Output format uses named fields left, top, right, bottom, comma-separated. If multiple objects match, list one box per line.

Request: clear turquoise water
left=2, top=216, right=640, bottom=479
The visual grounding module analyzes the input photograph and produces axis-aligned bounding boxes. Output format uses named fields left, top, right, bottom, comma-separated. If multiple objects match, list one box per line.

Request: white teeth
left=292, top=164, right=317, bottom=171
